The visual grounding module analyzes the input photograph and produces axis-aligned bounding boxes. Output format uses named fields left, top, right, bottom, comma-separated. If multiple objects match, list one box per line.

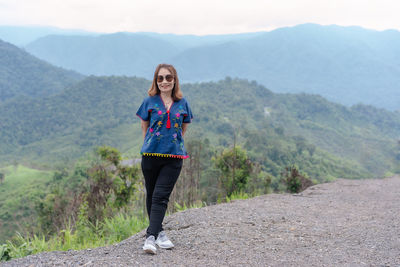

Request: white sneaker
left=155, top=231, right=174, bottom=249
left=143, top=235, right=157, bottom=254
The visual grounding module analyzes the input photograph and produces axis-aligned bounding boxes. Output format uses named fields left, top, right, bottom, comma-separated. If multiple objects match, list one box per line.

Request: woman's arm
left=141, top=120, right=149, bottom=139
left=182, top=123, right=189, bottom=137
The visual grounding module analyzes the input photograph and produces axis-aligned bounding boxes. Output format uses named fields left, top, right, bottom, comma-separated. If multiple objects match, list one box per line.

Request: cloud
left=0, top=0, right=399, bottom=34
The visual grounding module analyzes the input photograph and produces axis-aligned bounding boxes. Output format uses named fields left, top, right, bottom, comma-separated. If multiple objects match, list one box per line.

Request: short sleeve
left=136, top=98, right=151, bottom=121
left=183, top=99, right=193, bottom=123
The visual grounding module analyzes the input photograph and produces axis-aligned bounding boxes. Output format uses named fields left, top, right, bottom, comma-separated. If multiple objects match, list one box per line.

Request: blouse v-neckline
left=159, top=94, right=174, bottom=111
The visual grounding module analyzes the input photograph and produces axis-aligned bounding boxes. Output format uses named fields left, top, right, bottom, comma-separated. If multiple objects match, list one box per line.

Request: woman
left=136, top=63, right=193, bottom=254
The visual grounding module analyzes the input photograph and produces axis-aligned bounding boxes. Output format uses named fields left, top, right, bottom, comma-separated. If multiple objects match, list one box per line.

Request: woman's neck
left=160, top=91, right=172, bottom=100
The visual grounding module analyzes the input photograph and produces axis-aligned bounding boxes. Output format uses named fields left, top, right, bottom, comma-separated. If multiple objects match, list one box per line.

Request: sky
left=0, top=0, right=399, bottom=35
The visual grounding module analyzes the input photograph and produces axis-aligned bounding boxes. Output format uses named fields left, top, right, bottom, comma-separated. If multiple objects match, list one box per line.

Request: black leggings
left=141, top=156, right=183, bottom=238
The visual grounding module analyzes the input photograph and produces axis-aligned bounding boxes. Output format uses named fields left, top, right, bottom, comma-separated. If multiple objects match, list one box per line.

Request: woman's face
left=157, top=68, right=175, bottom=94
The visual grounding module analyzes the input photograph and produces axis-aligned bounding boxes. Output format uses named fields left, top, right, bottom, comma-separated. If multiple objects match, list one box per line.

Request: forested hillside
left=0, top=39, right=84, bottom=102
left=0, top=76, right=148, bottom=162
left=24, top=24, right=400, bottom=110
left=1, top=76, right=399, bottom=178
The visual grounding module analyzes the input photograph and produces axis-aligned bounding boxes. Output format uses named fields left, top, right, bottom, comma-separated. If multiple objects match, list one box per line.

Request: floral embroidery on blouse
left=136, top=95, right=193, bottom=158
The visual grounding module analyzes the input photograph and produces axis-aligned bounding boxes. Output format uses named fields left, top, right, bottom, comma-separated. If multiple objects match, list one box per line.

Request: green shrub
left=0, top=244, right=11, bottom=261
left=282, top=165, right=313, bottom=193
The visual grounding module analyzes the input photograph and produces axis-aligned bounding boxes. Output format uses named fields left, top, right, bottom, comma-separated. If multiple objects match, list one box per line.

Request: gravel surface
left=2, top=176, right=400, bottom=267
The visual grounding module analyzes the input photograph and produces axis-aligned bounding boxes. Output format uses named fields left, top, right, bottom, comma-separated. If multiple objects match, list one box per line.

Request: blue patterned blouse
left=136, top=95, right=193, bottom=158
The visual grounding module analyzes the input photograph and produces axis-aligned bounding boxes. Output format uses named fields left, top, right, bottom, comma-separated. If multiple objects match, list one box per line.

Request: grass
left=1, top=213, right=148, bottom=261
left=0, top=165, right=53, bottom=244
left=225, top=191, right=250, bottom=203
left=174, top=201, right=206, bottom=212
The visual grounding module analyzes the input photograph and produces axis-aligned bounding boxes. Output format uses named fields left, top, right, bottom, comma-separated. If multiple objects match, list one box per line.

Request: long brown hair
left=148, top=64, right=183, bottom=101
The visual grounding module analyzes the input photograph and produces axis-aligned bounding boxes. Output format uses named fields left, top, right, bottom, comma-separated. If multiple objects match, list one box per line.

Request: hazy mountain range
left=0, top=25, right=97, bottom=46
left=14, top=23, right=400, bottom=110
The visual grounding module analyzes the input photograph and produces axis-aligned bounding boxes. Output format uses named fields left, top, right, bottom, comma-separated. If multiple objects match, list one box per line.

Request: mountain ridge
left=22, top=23, right=400, bottom=110
left=0, top=25, right=98, bottom=46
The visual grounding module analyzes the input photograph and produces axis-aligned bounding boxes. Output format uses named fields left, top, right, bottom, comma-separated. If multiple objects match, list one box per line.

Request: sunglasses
left=157, top=74, right=174, bottom=83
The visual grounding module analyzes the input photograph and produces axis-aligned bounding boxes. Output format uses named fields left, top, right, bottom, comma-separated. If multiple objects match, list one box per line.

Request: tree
left=0, top=172, right=4, bottom=184
left=246, top=162, right=272, bottom=195
left=282, top=165, right=313, bottom=193
left=214, top=146, right=252, bottom=197
left=294, top=136, right=307, bottom=155
left=169, top=139, right=201, bottom=212
left=85, top=146, right=139, bottom=223
left=35, top=146, right=140, bottom=235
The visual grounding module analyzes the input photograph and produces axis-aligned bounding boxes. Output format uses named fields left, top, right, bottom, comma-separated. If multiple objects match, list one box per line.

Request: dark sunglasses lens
left=157, top=75, right=174, bottom=82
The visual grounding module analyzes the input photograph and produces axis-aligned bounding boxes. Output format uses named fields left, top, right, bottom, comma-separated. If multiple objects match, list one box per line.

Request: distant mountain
left=172, top=24, right=400, bottom=110
left=0, top=25, right=98, bottom=46
left=24, top=24, right=400, bottom=110
left=138, top=31, right=266, bottom=49
left=24, top=31, right=269, bottom=80
left=24, top=31, right=266, bottom=74
left=0, top=39, right=84, bottom=102
left=25, top=33, right=182, bottom=78
left=0, top=76, right=399, bottom=177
